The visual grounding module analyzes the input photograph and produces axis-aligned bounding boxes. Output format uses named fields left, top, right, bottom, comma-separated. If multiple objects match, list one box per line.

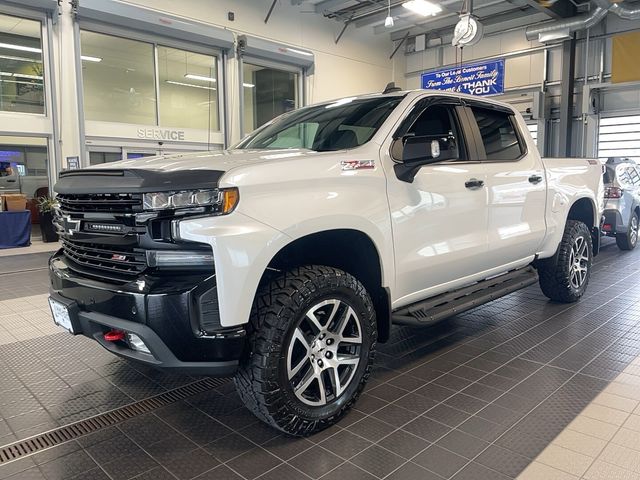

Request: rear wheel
left=616, top=211, right=638, bottom=251
left=538, top=220, right=592, bottom=303
left=234, top=265, right=377, bottom=436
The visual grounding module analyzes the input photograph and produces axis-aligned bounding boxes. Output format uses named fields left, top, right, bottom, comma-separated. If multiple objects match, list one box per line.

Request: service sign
left=421, top=59, right=505, bottom=97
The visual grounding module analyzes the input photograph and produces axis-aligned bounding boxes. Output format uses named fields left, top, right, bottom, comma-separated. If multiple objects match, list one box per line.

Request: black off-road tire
left=616, top=211, right=638, bottom=251
left=538, top=220, right=593, bottom=303
left=234, top=265, right=377, bottom=436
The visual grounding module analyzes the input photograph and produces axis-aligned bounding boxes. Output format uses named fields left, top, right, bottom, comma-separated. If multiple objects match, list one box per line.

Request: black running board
left=392, top=266, right=539, bottom=326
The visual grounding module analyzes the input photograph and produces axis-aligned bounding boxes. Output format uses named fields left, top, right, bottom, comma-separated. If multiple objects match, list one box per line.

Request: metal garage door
left=598, top=115, right=640, bottom=162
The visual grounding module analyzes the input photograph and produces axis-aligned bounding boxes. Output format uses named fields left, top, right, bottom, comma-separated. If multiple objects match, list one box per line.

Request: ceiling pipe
left=605, top=0, right=640, bottom=19
left=526, top=0, right=640, bottom=42
left=525, top=3, right=609, bottom=41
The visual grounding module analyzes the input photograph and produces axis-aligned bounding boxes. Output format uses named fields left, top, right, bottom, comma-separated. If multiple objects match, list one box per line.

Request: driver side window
left=393, top=104, right=463, bottom=161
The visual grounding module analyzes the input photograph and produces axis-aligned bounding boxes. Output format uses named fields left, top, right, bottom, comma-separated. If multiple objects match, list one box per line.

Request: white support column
left=225, top=40, right=242, bottom=147
left=50, top=1, right=83, bottom=168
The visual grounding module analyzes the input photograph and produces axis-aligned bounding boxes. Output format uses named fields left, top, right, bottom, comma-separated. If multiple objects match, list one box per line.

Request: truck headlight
left=142, top=188, right=239, bottom=214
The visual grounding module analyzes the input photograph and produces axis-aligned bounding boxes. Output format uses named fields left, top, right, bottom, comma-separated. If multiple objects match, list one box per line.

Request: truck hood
left=90, top=148, right=318, bottom=172
left=54, top=149, right=317, bottom=194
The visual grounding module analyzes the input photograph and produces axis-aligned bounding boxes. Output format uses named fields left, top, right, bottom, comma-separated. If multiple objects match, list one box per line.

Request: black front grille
left=61, top=239, right=146, bottom=278
left=57, top=193, right=141, bottom=214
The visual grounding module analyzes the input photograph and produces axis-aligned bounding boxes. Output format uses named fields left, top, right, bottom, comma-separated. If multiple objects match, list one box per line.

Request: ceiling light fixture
left=402, top=0, right=442, bottom=16
left=0, top=54, right=41, bottom=63
left=81, top=55, right=102, bottom=62
left=0, top=79, right=41, bottom=86
left=166, top=80, right=216, bottom=90
left=13, top=73, right=43, bottom=80
left=0, top=42, right=42, bottom=54
left=184, top=73, right=216, bottom=82
left=385, top=0, right=394, bottom=27
left=286, top=47, right=313, bottom=56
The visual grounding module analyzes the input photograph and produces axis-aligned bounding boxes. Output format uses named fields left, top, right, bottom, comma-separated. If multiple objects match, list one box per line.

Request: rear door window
left=469, top=107, right=524, bottom=161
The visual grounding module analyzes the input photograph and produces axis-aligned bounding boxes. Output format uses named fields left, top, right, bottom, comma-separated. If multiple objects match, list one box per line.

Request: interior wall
left=124, top=0, right=395, bottom=102
left=402, top=13, right=640, bottom=158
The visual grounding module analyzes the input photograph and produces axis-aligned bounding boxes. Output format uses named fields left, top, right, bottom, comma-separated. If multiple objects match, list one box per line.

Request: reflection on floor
left=0, top=239, right=59, bottom=258
left=0, top=238, right=639, bottom=480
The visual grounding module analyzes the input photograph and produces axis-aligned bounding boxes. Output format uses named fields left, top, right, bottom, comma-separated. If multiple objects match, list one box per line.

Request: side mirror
left=393, top=135, right=456, bottom=183
left=401, top=135, right=455, bottom=165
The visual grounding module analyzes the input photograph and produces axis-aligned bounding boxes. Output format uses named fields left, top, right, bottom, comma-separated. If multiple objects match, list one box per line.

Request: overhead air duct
left=526, top=0, right=640, bottom=43
left=525, top=4, right=608, bottom=42
left=606, top=0, right=640, bottom=20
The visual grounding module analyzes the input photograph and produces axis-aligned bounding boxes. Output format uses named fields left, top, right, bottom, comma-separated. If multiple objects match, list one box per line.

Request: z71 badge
left=340, top=159, right=375, bottom=171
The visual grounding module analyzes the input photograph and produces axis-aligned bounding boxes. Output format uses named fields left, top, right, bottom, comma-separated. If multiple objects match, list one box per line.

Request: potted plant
left=37, top=196, right=59, bottom=243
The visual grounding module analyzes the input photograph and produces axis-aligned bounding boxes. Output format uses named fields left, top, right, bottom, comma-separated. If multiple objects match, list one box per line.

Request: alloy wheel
left=569, top=236, right=589, bottom=289
left=286, top=299, right=362, bottom=406
left=630, top=215, right=638, bottom=246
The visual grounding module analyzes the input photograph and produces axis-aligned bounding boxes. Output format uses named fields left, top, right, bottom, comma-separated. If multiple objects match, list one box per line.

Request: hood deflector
left=55, top=169, right=226, bottom=195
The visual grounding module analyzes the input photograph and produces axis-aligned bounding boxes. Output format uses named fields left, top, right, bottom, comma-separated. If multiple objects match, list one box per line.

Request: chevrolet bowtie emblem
left=61, top=215, right=81, bottom=235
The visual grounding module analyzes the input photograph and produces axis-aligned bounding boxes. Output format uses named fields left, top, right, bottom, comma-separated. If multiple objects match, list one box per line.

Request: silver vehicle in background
left=602, top=157, right=640, bottom=250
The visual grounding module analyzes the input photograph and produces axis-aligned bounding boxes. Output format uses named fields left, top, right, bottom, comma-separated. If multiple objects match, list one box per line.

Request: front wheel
left=538, top=220, right=593, bottom=303
left=234, top=265, right=377, bottom=436
left=616, top=211, right=638, bottom=251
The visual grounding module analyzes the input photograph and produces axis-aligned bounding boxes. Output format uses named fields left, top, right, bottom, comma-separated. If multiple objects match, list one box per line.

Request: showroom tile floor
left=0, top=238, right=639, bottom=480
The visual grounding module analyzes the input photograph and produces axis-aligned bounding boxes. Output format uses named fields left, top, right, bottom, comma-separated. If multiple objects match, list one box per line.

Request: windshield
left=236, top=96, right=404, bottom=152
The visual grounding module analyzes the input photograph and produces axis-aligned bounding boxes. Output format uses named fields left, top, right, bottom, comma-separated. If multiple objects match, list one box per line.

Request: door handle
left=528, top=175, right=543, bottom=184
left=465, top=178, right=484, bottom=189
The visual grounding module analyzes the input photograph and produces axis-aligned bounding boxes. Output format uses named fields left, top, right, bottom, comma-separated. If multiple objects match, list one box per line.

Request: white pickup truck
left=49, top=89, right=604, bottom=435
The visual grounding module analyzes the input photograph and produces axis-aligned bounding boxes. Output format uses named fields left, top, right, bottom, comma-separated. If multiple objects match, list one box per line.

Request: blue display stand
left=0, top=210, right=32, bottom=249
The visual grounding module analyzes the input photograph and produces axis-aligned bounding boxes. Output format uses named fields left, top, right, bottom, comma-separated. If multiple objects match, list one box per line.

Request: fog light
left=126, top=333, right=151, bottom=354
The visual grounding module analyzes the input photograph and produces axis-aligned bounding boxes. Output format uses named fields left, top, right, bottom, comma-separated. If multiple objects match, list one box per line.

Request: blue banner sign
left=421, top=59, right=505, bottom=97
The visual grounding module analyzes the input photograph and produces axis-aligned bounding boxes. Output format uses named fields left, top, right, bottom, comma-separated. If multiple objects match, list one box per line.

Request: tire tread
left=538, top=220, right=592, bottom=303
left=233, top=265, right=377, bottom=436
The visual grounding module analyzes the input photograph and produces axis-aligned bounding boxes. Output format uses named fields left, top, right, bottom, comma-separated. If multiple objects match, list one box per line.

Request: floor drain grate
left=0, top=376, right=229, bottom=465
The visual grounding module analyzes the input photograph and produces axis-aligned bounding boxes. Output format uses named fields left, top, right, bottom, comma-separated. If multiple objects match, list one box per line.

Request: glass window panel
left=238, top=97, right=402, bottom=151
left=89, top=151, right=123, bottom=165
left=0, top=14, right=44, bottom=114
left=243, top=63, right=299, bottom=134
left=80, top=31, right=156, bottom=124
left=126, top=151, right=156, bottom=159
left=157, top=46, right=219, bottom=131
left=471, top=107, right=523, bottom=161
left=0, top=136, right=48, bottom=199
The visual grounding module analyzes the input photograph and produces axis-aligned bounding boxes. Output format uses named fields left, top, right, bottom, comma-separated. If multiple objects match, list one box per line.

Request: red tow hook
left=104, top=330, right=125, bottom=342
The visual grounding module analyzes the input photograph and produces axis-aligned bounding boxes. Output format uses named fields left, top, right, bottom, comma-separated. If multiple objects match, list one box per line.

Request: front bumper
left=48, top=251, right=245, bottom=375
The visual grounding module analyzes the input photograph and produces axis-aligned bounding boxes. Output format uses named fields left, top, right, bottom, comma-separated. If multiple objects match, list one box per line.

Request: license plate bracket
left=48, top=297, right=78, bottom=334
